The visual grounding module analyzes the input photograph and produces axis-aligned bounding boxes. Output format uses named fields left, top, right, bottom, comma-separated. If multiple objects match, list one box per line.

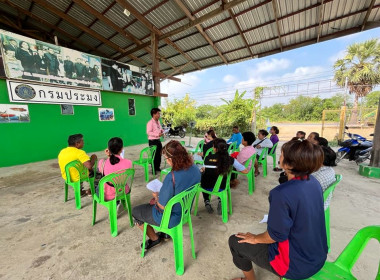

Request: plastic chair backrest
left=228, top=142, right=237, bottom=154
left=180, top=141, right=185, bottom=146
left=138, top=146, right=156, bottom=162
left=65, top=160, right=89, bottom=184
left=148, top=145, right=157, bottom=162
left=97, top=169, right=134, bottom=203
left=244, top=153, right=257, bottom=169
left=324, top=174, right=342, bottom=202
left=158, top=183, right=199, bottom=229
left=197, top=140, right=205, bottom=152
left=204, top=147, right=214, bottom=159
left=334, top=225, right=380, bottom=273
left=269, top=142, right=278, bottom=156
left=211, top=171, right=232, bottom=193
left=258, top=147, right=269, bottom=161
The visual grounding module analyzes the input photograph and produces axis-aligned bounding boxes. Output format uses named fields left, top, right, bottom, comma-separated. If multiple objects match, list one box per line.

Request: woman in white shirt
left=253, top=129, right=273, bottom=176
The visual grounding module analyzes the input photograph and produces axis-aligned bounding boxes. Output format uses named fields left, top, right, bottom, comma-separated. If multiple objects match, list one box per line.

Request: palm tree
left=333, top=39, right=380, bottom=123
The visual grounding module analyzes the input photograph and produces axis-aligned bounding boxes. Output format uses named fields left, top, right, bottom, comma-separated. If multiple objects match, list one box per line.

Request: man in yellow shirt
left=58, top=134, right=97, bottom=196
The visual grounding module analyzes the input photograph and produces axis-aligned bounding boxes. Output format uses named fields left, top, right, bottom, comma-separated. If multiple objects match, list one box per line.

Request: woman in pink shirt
left=97, top=137, right=132, bottom=201
left=231, top=132, right=256, bottom=188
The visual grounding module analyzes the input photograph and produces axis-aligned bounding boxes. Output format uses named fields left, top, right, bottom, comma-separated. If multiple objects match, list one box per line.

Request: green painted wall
left=0, top=78, right=159, bottom=167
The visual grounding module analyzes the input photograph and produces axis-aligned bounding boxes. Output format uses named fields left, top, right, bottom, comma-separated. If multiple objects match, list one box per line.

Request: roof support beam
left=160, top=61, right=192, bottom=82
left=114, top=0, right=201, bottom=70
left=271, top=0, right=283, bottom=51
left=160, top=0, right=249, bottom=40
left=316, top=0, right=325, bottom=42
left=0, top=15, right=46, bottom=42
left=71, top=0, right=178, bottom=71
left=227, top=9, right=254, bottom=58
left=31, top=0, right=149, bottom=66
left=173, top=0, right=228, bottom=64
left=361, top=0, right=376, bottom=31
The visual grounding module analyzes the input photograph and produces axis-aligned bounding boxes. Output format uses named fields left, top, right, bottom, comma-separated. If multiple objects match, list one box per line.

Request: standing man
left=44, top=48, right=59, bottom=76
left=147, top=108, right=163, bottom=174
left=227, top=125, right=243, bottom=146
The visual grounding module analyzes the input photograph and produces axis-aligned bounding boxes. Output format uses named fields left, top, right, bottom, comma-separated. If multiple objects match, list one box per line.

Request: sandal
left=157, top=232, right=171, bottom=240
left=255, top=171, right=260, bottom=177
left=205, top=202, right=214, bottom=214
left=141, top=238, right=161, bottom=250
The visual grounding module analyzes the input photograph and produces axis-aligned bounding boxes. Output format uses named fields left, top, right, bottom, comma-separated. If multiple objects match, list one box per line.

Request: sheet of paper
left=203, top=165, right=217, bottom=169
left=146, top=179, right=163, bottom=192
left=163, top=128, right=170, bottom=133
left=259, top=214, right=268, bottom=223
left=120, top=149, right=125, bottom=159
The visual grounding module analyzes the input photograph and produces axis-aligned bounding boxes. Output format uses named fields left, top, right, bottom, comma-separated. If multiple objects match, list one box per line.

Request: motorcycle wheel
left=179, top=131, right=186, bottom=138
left=355, top=154, right=371, bottom=165
left=168, top=133, right=173, bottom=138
left=335, top=151, right=347, bottom=164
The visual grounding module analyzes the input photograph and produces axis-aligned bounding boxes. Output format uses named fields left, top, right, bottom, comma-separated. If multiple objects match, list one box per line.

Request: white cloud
left=161, top=72, right=202, bottom=101
left=254, top=58, right=291, bottom=74
left=329, top=49, right=346, bottom=64
left=223, top=74, right=238, bottom=83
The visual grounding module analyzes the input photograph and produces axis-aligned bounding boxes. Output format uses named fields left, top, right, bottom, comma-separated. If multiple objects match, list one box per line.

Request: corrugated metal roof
left=1, top=0, right=379, bottom=78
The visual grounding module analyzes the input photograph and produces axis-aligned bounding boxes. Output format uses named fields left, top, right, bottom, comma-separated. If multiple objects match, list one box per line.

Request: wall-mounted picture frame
left=61, top=104, right=74, bottom=115
left=128, top=98, right=135, bottom=116
left=0, top=104, right=30, bottom=123
left=98, top=108, right=114, bottom=121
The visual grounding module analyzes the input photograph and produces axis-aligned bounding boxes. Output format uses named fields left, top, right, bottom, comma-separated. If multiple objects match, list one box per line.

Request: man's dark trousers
left=148, top=139, right=162, bottom=174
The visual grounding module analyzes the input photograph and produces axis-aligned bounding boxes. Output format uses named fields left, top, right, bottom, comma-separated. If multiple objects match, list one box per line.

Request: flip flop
left=255, top=171, right=260, bottom=177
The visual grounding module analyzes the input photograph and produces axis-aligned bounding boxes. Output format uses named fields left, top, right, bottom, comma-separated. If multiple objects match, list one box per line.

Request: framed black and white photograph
left=128, top=98, right=135, bottom=116
left=61, top=104, right=74, bottom=115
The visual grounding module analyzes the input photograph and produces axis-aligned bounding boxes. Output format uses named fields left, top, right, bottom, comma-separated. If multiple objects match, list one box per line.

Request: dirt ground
left=0, top=137, right=379, bottom=280
left=273, top=122, right=375, bottom=142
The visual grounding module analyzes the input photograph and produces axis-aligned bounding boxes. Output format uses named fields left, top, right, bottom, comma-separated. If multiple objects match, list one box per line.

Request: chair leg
left=172, top=228, right=185, bottom=275
left=73, top=183, right=81, bottom=210
left=221, top=193, right=228, bottom=223
left=188, top=215, right=196, bottom=259
left=263, top=160, right=267, bottom=178
left=141, top=223, right=148, bottom=258
left=273, top=155, right=276, bottom=169
left=144, top=164, right=149, bottom=182
left=228, top=188, right=232, bottom=215
left=109, top=202, right=118, bottom=237
left=92, top=200, right=97, bottom=225
left=151, top=161, right=155, bottom=176
left=125, top=194, right=134, bottom=228
left=247, top=173, right=253, bottom=195
left=325, top=208, right=331, bottom=252
left=193, top=191, right=200, bottom=216
left=64, top=183, right=68, bottom=202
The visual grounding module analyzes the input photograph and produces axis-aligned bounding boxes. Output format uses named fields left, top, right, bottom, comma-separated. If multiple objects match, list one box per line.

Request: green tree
left=363, top=91, right=380, bottom=107
left=195, top=104, right=220, bottom=119
left=161, top=94, right=196, bottom=127
left=333, top=39, right=380, bottom=123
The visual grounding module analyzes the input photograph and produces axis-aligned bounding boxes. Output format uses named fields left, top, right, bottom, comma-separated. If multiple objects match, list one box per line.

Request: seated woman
left=229, top=139, right=327, bottom=280
left=132, top=140, right=201, bottom=250
left=199, top=129, right=217, bottom=157
left=201, top=138, right=248, bottom=214
left=96, top=137, right=132, bottom=206
left=253, top=129, right=273, bottom=176
left=204, top=126, right=217, bottom=144
left=231, top=132, right=256, bottom=188
left=312, top=145, right=337, bottom=210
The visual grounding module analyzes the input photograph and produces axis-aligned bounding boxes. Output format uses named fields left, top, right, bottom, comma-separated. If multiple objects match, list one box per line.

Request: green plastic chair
left=141, top=184, right=200, bottom=275
left=231, top=153, right=256, bottom=195
left=193, top=171, right=232, bottom=223
left=268, top=142, right=278, bottom=169
left=189, top=139, right=204, bottom=154
left=64, top=160, right=95, bottom=210
left=160, top=167, right=172, bottom=181
left=228, top=141, right=237, bottom=154
left=194, top=147, right=214, bottom=165
left=257, top=147, right=269, bottom=177
left=283, top=225, right=380, bottom=280
left=180, top=140, right=185, bottom=146
left=92, top=168, right=134, bottom=237
left=324, top=174, right=343, bottom=252
left=132, top=145, right=157, bottom=182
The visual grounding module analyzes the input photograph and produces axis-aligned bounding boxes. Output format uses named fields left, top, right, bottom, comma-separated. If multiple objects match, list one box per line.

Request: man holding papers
left=146, top=108, right=164, bottom=173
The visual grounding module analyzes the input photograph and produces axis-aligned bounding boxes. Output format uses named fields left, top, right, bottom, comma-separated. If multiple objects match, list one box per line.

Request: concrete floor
left=0, top=137, right=379, bottom=280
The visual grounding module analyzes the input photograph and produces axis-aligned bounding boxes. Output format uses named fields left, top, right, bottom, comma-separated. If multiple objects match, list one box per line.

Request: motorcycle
left=336, top=126, right=373, bottom=164
left=166, top=123, right=186, bottom=138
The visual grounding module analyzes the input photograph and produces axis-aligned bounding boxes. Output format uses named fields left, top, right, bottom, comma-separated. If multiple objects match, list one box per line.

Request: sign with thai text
left=7, top=80, right=101, bottom=106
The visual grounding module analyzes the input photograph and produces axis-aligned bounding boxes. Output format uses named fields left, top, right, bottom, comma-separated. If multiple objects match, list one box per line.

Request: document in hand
left=147, top=179, right=163, bottom=192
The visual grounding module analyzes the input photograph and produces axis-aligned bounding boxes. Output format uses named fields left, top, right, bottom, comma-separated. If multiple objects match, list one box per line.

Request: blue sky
left=161, top=28, right=380, bottom=107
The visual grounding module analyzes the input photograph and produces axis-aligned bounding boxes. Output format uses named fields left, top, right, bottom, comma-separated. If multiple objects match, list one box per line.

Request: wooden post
left=321, top=110, right=326, bottom=137
left=338, top=106, right=346, bottom=141
left=151, top=32, right=160, bottom=95
left=369, top=99, right=380, bottom=167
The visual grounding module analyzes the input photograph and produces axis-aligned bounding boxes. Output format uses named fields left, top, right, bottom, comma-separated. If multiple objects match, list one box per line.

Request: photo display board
left=0, top=29, right=154, bottom=96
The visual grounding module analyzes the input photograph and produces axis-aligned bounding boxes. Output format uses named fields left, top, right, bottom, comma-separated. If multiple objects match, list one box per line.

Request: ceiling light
left=123, top=9, right=130, bottom=16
